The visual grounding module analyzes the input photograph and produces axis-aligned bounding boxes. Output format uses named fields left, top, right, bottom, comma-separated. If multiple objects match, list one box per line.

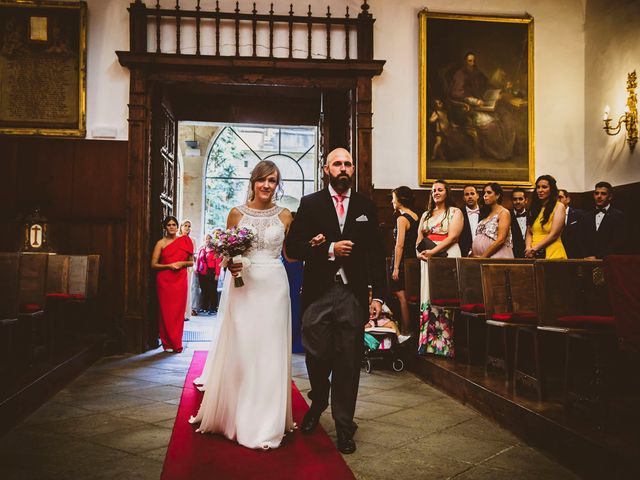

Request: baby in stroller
left=363, top=303, right=406, bottom=373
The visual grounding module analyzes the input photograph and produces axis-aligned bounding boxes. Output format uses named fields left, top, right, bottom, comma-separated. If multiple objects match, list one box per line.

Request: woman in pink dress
left=471, top=182, right=514, bottom=258
left=151, top=216, right=194, bottom=352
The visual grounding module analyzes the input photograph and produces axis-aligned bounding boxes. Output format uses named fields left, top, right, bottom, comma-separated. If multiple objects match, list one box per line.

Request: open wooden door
left=148, top=88, right=178, bottom=348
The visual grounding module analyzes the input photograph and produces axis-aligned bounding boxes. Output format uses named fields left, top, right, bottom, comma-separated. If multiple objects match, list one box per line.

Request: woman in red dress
left=151, top=216, right=194, bottom=352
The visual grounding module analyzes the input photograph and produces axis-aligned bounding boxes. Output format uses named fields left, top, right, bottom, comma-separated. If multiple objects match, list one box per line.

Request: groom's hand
left=369, top=299, right=383, bottom=320
left=334, top=240, right=354, bottom=257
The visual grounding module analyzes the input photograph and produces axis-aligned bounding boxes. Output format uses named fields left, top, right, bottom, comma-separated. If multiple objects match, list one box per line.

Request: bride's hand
left=227, top=261, right=243, bottom=277
left=309, top=233, right=326, bottom=247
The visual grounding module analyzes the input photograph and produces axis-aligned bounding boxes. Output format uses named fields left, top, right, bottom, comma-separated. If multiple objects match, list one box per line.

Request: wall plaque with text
left=0, top=1, right=86, bottom=137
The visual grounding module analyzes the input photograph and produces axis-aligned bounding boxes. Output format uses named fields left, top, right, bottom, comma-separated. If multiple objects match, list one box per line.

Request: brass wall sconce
left=603, top=70, right=638, bottom=152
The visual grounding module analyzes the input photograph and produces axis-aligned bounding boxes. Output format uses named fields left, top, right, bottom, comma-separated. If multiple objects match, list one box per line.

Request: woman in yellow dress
left=525, top=175, right=567, bottom=259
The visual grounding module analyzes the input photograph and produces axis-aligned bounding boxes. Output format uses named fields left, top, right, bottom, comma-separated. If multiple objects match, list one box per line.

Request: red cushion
left=21, top=303, right=43, bottom=313
left=407, top=295, right=419, bottom=303
left=461, top=303, right=485, bottom=313
left=431, top=298, right=460, bottom=307
left=492, top=311, right=537, bottom=323
left=557, top=315, right=615, bottom=327
left=46, top=293, right=72, bottom=300
left=69, top=293, right=86, bottom=300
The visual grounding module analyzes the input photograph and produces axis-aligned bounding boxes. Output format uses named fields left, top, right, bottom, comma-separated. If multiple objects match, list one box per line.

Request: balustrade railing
left=128, top=0, right=374, bottom=61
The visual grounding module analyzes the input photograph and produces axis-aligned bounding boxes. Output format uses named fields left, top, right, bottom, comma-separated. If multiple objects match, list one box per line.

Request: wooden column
left=123, top=68, right=151, bottom=353
left=356, top=76, right=373, bottom=197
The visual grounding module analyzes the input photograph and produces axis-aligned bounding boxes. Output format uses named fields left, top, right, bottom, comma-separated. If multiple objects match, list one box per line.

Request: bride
left=189, top=160, right=296, bottom=450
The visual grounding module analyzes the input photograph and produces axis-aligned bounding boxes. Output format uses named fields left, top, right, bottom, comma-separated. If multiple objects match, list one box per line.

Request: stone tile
left=358, top=373, right=413, bottom=390
left=126, top=384, right=184, bottom=402
left=354, top=399, right=405, bottom=420
left=88, top=424, right=173, bottom=454
left=373, top=399, right=477, bottom=432
left=339, top=439, right=382, bottom=463
left=447, top=416, right=521, bottom=445
left=1, top=432, right=129, bottom=480
left=482, top=445, right=580, bottom=479
left=348, top=451, right=471, bottom=480
left=358, top=389, right=430, bottom=408
left=30, top=412, right=144, bottom=438
left=351, top=419, right=424, bottom=448
left=400, top=431, right=515, bottom=465
left=138, top=445, right=169, bottom=463
left=154, top=418, right=177, bottom=429
left=453, top=465, right=540, bottom=480
left=22, top=401, right=94, bottom=426
left=85, top=453, right=164, bottom=479
left=110, top=401, right=179, bottom=423
left=292, top=376, right=311, bottom=391
left=56, top=392, right=158, bottom=412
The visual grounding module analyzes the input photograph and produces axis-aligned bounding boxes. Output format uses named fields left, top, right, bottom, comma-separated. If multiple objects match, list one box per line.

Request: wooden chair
left=427, top=257, right=460, bottom=308
left=481, top=263, right=539, bottom=394
left=534, top=260, right=615, bottom=410
left=455, top=258, right=534, bottom=364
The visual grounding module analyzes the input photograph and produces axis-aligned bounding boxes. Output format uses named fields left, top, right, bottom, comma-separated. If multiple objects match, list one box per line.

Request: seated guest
left=389, top=186, right=419, bottom=342
left=525, top=175, right=567, bottom=259
left=510, top=187, right=528, bottom=258
left=558, top=189, right=583, bottom=258
left=472, top=183, right=513, bottom=258
left=459, top=185, right=480, bottom=257
left=577, top=181, right=626, bottom=259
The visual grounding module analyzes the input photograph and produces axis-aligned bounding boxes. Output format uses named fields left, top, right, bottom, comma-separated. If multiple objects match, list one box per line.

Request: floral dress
left=417, top=208, right=461, bottom=356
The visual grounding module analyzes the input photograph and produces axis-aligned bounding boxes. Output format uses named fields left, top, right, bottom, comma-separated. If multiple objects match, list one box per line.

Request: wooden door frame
left=117, top=56, right=383, bottom=352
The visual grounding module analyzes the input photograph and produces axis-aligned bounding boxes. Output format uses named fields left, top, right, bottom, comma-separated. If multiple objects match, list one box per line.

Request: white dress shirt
left=328, top=184, right=351, bottom=283
left=514, top=209, right=527, bottom=239
left=595, top=204, right=610, bottom=231
left=466, top=206, right=480, bottom=240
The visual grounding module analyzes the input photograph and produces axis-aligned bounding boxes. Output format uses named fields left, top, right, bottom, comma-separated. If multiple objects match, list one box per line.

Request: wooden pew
left=534, top=260, right=615, bottom=408
left=481, top=263, right=539, bottom=394
left=427, top=257, right=460, bottom=308
left=455, top=258, right=534, bottom=364
left=404, top=257, right=421, bottom=307
left=0, top=253, right=20, bottom=381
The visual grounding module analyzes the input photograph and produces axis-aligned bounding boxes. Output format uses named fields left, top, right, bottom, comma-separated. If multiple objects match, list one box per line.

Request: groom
left=286, top=147, right=387, bottom=454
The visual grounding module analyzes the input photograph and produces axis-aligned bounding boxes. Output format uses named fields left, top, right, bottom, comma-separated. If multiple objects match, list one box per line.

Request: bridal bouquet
left=211, top=226, right=255, bottom=287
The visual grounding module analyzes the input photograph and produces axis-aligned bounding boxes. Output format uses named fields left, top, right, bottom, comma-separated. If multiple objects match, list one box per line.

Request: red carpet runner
left=161, top=351, right=356, bottom=480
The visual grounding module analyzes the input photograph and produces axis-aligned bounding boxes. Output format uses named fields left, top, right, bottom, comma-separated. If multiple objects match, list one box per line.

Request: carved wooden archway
left=117, top=0, right=384, bottom=352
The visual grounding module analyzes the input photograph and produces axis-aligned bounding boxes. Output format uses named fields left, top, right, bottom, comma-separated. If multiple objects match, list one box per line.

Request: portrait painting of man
left=419, top=11, right=534, bottom=186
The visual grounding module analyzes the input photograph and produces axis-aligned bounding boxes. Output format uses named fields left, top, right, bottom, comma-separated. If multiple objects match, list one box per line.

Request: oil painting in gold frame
left=419, top=10, right=534, bottom=187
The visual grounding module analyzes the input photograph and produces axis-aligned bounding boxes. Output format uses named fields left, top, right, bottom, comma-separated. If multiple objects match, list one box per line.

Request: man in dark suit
left=558, top=189, right=584, bottom=258
left=285, top=148, right=386, bottom=454
left=459, top=185, right=480, bottom=257
left=510, top=187, right=528, bottom=258
left=577, top=181, right=626, bottom=259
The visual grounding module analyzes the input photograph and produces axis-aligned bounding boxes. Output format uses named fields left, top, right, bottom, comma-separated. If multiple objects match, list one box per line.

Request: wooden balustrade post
left=357, top=0, right=374, bottom=60
left=129, top=1, right=148, bottom=53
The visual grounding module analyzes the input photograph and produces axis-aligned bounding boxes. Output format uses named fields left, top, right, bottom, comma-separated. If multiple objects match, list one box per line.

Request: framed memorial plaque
left=0, top=1, right=86, bottom=137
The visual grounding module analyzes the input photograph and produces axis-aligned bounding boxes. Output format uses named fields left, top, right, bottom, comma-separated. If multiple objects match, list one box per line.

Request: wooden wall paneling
left=72, top=141, right=128, bottom=218
left=355, top=76, right=373, bottom=197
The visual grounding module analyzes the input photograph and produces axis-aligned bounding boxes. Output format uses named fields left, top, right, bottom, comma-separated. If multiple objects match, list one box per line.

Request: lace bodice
left=237, top=204, right=285, bottom=261
left=476, top=213, right=512, bottom=247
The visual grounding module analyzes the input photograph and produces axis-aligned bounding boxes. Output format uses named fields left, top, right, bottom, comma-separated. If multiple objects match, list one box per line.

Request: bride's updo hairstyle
left=247, top=160, right=284, bottom=202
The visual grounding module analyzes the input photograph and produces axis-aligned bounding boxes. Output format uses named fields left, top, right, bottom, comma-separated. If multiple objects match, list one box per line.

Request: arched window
left=204, top=125, right=317, bottom=231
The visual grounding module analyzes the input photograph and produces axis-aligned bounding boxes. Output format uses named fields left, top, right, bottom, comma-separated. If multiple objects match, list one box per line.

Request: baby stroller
left=362, top=304, right=406, bottom=373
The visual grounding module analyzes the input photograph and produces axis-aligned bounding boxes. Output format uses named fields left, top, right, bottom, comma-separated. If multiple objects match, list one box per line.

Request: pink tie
left=333, top=194, right=345, bottom=217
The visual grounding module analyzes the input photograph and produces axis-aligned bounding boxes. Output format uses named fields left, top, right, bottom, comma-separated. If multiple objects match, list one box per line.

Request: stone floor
left=0, top=315, right=580, bottom=479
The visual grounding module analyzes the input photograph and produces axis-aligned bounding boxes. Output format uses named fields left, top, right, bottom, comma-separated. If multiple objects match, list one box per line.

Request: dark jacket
left=577, top=207, right=626, bottom=259
left=510, top=210, right=527, bottom=258
left=561, top=206, right=584, bottom=258
left=459, top=207, right=476, bottom=257
left=285, top=188, right=387, bottom=317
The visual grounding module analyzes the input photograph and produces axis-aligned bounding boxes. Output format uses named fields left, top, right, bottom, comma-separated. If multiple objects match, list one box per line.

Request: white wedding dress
left=189, top=204, right=294, bottom=449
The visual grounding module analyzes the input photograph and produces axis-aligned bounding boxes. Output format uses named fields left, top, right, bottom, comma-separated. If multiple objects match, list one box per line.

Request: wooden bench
left=481, top=263, right=539, bottom=394
left=403, top=257, right=421, bottom=307
left=534, top=260, right=615, bottom=409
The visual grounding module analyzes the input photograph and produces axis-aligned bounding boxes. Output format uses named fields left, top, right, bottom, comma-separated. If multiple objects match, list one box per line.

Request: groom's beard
left=329, top=172, right=352, bottom=192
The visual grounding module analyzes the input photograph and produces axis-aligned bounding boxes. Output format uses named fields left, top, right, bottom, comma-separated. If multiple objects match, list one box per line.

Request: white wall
left=584, top=0, right=640, bottom=189
left=85, top=0, right=592, bottom=190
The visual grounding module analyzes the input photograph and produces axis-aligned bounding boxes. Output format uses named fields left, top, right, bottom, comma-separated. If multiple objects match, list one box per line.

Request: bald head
left=324, top=147, right=354, bottom=193
left=326, top=148, right=352, bottom=166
